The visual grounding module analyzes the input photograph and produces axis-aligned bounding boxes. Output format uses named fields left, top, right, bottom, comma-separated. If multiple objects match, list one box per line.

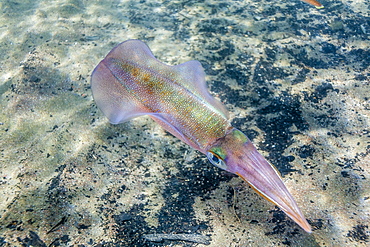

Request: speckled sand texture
left=0, top=0, right=369, bottom=246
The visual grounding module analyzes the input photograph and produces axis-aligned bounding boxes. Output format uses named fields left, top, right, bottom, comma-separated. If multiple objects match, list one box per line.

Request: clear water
left=0, top=0, right=369, bottom=246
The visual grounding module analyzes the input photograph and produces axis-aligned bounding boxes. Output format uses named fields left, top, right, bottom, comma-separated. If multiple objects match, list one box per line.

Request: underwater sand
left=0, top=0, right=369, bottom=246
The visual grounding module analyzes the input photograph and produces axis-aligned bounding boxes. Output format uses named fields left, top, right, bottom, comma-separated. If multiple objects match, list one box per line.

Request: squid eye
left=207, top=152, right=227, bottom=170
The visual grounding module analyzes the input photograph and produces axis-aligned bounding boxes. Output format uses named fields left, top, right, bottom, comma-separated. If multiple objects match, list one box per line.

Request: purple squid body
left=91, top=39, right=311, bottom=233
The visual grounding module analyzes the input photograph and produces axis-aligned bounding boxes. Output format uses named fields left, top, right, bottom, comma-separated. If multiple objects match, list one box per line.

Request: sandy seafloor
left=0, top=0, right=369, bottom=246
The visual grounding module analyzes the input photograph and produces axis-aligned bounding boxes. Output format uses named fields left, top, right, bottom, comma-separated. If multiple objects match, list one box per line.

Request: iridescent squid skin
left=91, top=39, right=312, bottom=233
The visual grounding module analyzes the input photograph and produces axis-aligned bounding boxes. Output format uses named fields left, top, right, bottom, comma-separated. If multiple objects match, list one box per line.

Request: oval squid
left=91, top=40, right=311, bottom=233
